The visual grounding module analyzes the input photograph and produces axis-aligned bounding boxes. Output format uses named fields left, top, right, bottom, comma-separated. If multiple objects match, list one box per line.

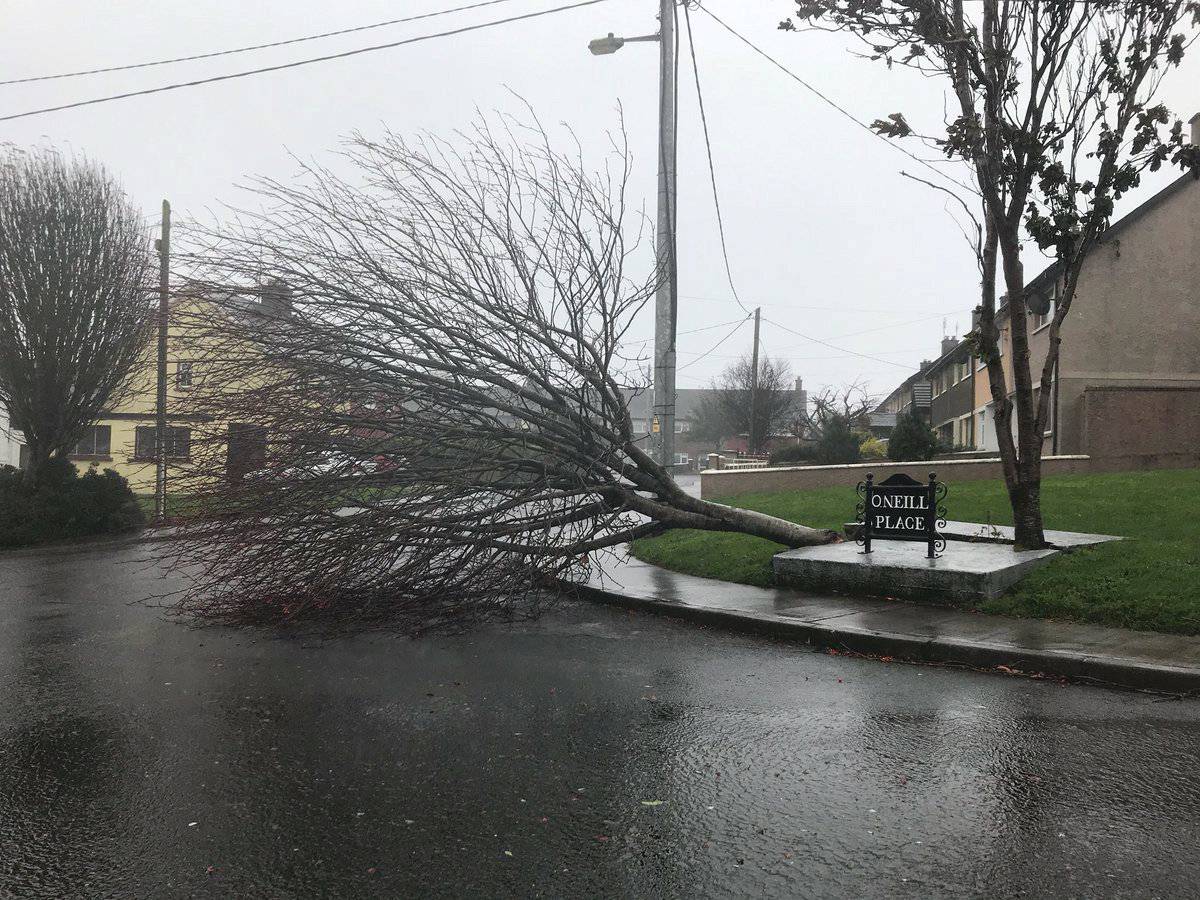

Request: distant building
left=0, top=403, right=20, bottom=468
left=625, top=378, right=810, bottom=465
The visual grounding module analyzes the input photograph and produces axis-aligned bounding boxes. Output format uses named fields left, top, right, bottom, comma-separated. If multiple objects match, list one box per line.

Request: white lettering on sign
left=874, top=514, right=926, bottom=532
left=870, top=493, right=928, bottom=510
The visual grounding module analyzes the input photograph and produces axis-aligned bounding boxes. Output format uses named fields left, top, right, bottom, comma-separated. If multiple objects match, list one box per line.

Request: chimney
left=1191, top=112, right=1200, bottom=148
left=260, top=279, right=293, bottom=317
left=794, top=376, right=803, bottom=392
left=941, top=336, right=958, bottom=357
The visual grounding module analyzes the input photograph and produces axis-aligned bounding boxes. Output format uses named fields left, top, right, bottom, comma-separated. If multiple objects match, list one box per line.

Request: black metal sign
left=855, top=472, right=947, bottom=558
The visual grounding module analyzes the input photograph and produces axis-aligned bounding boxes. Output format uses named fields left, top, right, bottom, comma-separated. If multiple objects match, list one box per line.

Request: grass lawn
left=136, top=493, right=208, bottom=520
left=631, top=468, right=1200, bottom=635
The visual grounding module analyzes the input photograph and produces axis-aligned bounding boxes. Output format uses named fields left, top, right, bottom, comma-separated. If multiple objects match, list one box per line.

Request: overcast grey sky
left=2, top=0, right=1197, bottom=399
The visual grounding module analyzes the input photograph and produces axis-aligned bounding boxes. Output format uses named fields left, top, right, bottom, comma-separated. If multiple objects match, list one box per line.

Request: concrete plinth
left=773, top=540, right=1059, bottom=602
left=843, top=520, right=1122, bottom=548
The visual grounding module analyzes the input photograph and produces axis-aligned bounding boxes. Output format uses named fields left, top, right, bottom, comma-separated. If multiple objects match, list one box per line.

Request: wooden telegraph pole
left=154, top=199, right=170, bottom=522
left=748, top=306, right=761, bottom=453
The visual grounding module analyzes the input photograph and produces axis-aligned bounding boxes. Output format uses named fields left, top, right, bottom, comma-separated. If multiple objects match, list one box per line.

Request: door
left=226, top=423, right=267, bottom=482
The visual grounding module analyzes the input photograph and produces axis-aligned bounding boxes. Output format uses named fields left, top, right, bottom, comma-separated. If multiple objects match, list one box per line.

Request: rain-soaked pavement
left=2, top=541, right=1199, bottom=898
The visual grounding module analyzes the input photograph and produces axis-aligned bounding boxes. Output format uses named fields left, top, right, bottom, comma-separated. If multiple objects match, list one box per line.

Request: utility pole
left=154, top=199, right=170, bottom=522
left=748, top=306, right=761, bottom=453
left=651, top=0, right=678, bottom=471
left=586, top=3, right=678, bottom=470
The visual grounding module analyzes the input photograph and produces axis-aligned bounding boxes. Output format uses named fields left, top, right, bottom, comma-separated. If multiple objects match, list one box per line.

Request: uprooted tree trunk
left=164, top=114, right=837, bottom=631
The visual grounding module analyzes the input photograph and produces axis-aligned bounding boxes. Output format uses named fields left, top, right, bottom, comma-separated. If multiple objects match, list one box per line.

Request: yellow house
left=66, top=292, right=272, bottom=494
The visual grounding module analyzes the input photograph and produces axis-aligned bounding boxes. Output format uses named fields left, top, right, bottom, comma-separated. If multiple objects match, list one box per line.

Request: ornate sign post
left=856, top=472, right=947, bottom=558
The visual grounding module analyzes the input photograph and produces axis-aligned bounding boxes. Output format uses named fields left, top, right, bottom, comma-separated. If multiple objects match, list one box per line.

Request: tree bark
left=619, top=483, right=840, bottom=548
left=1008, top=474, right=1045, bottom=551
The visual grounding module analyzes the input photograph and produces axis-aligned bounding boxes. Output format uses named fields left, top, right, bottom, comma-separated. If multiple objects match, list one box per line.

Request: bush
left=0, top=458, right=145, bottom=548
left=768, top=443, right=815, bottom=466
left=859, top=435, right=888, bottom=460
left=813, top=416, right=862, bottom=465
left=887, top=411, right=940, bottom=461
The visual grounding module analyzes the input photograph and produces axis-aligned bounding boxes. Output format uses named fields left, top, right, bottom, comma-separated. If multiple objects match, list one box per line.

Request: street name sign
left=855, top=472, right=947, bottom=558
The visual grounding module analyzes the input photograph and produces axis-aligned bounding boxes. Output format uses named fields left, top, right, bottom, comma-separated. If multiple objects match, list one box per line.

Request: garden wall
left=700, top=455, right=1093, bottom=500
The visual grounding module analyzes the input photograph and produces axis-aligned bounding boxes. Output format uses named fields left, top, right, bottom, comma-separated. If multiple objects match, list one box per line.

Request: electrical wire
left=695, top=4, right=977, bottom=197
left=626, top=316, right=749, bottom=347
left=0, top=0, right=612, bottom=123
left=0, top=0, right=528, bottom=87
left=762, top=316, right=914, bottom=369
left=682, top=2, right=750, bottom=316
left=677, top=314, right=751, bottom=370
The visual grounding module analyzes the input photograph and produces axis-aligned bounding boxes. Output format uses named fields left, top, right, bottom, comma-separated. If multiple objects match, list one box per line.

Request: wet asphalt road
left=2, top=541, right=1200, bottom=898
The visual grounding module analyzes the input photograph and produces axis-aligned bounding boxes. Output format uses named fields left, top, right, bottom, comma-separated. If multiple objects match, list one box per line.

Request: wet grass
left=631, top=468, right=1200, bottom=635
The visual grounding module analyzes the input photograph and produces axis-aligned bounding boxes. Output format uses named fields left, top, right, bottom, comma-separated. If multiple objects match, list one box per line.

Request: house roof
left=1019, top=169, right=1200, bottom=303
left=624, top=388, right=717, bottom=422
left=919, top=337, right=970, bottom=377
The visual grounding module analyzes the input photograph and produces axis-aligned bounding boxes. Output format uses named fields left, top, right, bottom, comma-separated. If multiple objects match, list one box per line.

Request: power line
left=627, top=316, right=748, bottom=347
left=677, top=292, right=971, bottom=315
left=677, top=314, right=751, bottom=371
left=0, top=0, right=612, bottom=123
left=695, top=5, right=977, bottom=196
left=681, top=2, right=750, bottom=316
left=762, top=316, right=914, bottom=369
left=0, top=0, right=528, bottom=87
left=678, top=345, right=929, bottom=360
left=764, top=308, right=975, bottom=352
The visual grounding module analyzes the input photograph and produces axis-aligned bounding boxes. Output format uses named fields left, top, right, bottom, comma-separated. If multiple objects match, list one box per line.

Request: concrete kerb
left=569, top=572, right=1200, bottom=695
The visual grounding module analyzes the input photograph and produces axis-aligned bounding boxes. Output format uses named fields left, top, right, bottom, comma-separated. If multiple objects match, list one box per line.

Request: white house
left=0, top=403, right=22, bottom=468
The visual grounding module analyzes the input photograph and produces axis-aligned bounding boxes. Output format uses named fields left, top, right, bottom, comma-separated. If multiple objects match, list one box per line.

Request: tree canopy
left=0, top=148, right=153, bottom=482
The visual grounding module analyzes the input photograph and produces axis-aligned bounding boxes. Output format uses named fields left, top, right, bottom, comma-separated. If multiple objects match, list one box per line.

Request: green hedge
left=0, top=458, right=145, bottom=548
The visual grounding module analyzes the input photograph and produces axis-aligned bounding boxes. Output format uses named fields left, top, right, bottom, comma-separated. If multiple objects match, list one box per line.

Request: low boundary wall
left=701, top=455, right=1093, bottom=500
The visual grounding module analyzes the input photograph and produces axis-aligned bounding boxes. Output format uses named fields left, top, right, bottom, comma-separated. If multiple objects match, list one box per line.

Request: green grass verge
left=136, top=494, right=210, bottom=520
left=631, top=468, right=1200, bottom=635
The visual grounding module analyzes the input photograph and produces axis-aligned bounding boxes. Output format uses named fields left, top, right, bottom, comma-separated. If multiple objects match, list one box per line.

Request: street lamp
left=588, top=4, right=678, bottom=472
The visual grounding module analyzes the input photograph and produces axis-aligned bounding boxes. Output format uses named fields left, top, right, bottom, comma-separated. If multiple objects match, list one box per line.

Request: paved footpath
left=580, top=555, right=1200, bottom=693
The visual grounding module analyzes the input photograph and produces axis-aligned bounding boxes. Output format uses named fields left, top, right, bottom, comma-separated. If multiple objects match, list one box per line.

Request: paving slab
left=573, top=554, right=1200, bottom=693
left=773, top=540, right=1059, bottom=602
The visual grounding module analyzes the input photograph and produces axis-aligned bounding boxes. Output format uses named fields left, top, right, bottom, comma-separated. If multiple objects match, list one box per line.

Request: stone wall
left=701, top=455, right=1093, bottom=500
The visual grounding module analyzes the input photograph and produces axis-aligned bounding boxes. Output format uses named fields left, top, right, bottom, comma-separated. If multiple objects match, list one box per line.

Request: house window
left=70, top=425, right=111, bottom=458
left=176, top=361, right=194, bottom=390
left=134, top=425, right=191, bottom=460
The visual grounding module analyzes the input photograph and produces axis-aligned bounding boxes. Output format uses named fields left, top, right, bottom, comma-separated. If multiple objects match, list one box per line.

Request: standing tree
left=809, top=383, right=874, bottom=464
left=165, top=117, right=838, bottom=630
left=690, top=354, right=797, bottom=453
left=887, top=409, right=940, bottom=461
left=782, top=0, right=1200, bottom=547
left=0, top=148, right=153, bottom=483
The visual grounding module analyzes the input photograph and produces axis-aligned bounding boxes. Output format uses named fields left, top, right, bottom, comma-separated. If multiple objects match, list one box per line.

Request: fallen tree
left=165, top=115, right=837, bottom=630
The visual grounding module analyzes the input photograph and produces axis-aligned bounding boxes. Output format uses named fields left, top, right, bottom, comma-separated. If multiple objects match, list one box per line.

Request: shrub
left=887, top=411, right=940, bottom=461
left=813, top=416, right=862, bottom=465
left=859, top=435, right=888, bottom=460
left=768, top=443, right=814, bottom=466
left=0, top=458, right=145, bottom=548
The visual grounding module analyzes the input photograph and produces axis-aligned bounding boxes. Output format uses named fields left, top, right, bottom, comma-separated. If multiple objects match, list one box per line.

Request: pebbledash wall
left=703, top=455, right=1103, bottom=500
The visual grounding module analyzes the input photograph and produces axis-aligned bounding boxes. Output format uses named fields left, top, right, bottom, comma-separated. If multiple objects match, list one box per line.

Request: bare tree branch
left=161, top=113, right=839, bottom=631
left=0, top=147, right=153, bottom=483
